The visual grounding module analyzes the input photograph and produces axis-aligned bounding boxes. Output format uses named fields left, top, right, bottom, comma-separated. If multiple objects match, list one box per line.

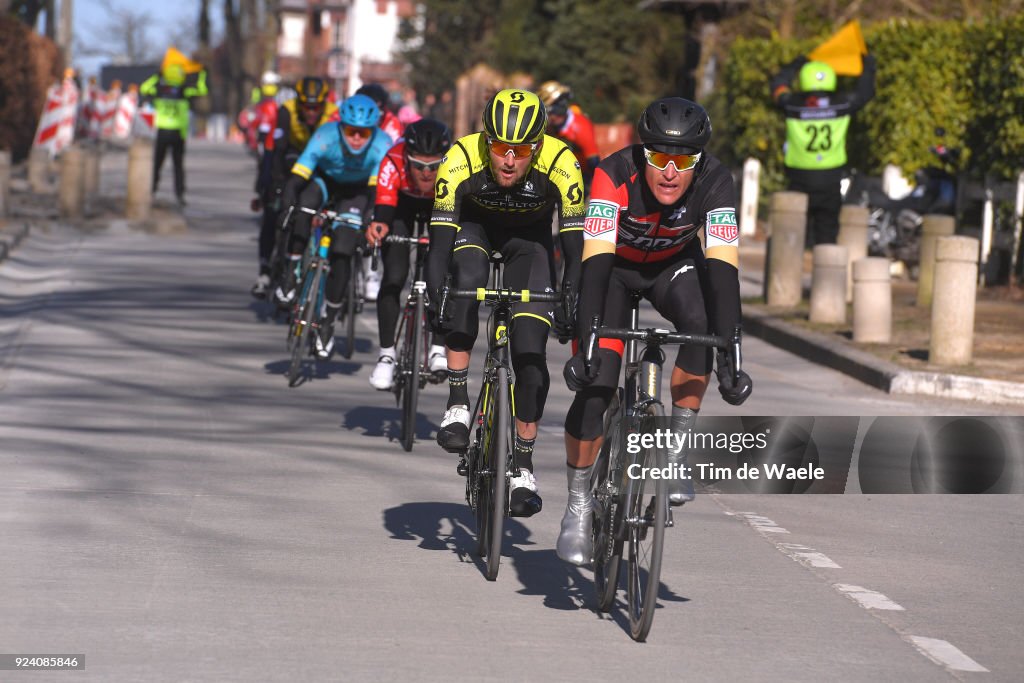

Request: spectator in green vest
left=770, top=54, right=875, bottom=246
left=140, top=63, right=208, bottom=206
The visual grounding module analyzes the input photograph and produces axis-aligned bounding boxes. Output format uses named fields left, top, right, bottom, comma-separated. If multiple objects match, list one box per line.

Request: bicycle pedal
left=456, top=458, right=468, bottom=477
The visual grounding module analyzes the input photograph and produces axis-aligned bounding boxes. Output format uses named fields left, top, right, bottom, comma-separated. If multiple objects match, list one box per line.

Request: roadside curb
left=742, top=305, right=1024, bottom=406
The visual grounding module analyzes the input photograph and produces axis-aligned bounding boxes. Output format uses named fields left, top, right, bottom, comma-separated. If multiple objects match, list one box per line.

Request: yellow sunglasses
left=643, top=147, right=701, bottom=172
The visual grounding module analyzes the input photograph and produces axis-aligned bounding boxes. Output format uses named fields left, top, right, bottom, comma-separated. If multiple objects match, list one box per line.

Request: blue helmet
left=339, top=93, right=381, bottom=128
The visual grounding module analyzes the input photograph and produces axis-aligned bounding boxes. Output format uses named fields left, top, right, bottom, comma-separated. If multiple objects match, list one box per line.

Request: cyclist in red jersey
left=364, top=119, right=453, bottom=390
left=354, top=83, right=404, bottom=301
left=537, top=81, right=601, bottom=189
left=556, top=98, right=752, bottom=566
left=357, top=83, right=404, bottom=144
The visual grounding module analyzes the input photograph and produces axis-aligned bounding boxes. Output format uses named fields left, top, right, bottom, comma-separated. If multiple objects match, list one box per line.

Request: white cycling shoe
left=369, top=355, right=396, bottom=390
left=509, top=468, right=542, bottom=518
left=428, top=345, right=447, bottom=381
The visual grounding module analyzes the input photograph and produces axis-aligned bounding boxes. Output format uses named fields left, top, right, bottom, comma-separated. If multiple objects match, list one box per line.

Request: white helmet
left=261, top=70, right=281, bottom=86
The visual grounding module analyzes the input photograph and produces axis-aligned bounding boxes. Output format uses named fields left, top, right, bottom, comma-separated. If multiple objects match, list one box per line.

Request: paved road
left=1, top=142, right=1020, bottom=681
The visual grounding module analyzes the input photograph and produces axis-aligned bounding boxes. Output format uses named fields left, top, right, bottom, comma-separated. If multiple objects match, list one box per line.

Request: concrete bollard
left=82, top=145, right=102, bottom=208
left=837, top=205, right=869, bottom=302
left=765, top=191, right=808, bottom=306
left=0, top=149, right=10, bottom=217
left=929, top=236, right=979, bottom=366
left=852, top=257, right=892, bottom=343
left=917, top=214, right=956, bottom=308
left=28, top=148, right=49, bottom=193
left=125, top=139, right=153, bottom=220
left=810, top=244, right=849, bottom=324
left=58, top=146, right=86, bottom=220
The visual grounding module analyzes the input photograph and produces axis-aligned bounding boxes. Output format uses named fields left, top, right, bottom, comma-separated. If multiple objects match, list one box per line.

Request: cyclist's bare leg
left=446, top=349, right=469, bottom=372
left=515, top=419, right=536, bottom=441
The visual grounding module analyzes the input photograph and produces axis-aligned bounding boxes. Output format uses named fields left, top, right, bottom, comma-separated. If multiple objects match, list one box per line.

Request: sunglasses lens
left=645, top=148, right=700, bottom=171
left=344, top=126, right=371, bottom=138
left=488, top=139, right=534, bottom=158
left=409, top=158, right=441, bottom=171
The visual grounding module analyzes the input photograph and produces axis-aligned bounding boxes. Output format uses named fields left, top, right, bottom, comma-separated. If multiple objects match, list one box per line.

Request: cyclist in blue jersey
left=277, top=93, right=392, bottom=357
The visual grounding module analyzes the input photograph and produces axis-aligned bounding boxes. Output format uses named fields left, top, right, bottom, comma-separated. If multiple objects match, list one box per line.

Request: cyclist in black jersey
left=425, top=89, right=586, bottom=517
left=556, top=98, right=752, bottom=565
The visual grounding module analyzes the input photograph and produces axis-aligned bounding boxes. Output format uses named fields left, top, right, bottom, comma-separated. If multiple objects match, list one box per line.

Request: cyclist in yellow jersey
left=425, top=89, right=586, bottom=517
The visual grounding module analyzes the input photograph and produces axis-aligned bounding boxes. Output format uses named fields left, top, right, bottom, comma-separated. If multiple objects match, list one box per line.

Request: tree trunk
left=224, top=0, right=243, bottom=118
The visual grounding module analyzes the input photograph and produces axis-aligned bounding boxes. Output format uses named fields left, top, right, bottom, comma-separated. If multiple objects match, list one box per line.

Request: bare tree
left=77, top=0, right=155, bottom=64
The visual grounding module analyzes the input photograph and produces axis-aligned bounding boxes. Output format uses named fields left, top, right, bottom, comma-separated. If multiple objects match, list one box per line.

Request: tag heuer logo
left=587, top=200, right=618, bottom=220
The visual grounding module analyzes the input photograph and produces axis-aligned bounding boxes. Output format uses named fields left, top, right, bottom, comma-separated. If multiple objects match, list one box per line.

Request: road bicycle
left=438, top=257, right=561, bottom=581
left=285, top=206, right=361, bottom=385
left=377, top=231, right=443, bottom=452
left=583, top=292, right=740, bottom=641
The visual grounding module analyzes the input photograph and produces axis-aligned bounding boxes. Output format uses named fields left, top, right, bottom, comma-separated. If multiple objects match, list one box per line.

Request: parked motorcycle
left=843, top=130, right=960, bottom=273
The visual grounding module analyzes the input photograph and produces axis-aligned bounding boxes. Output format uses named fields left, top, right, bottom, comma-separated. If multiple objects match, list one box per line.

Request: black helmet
left=356, top=83, right=389, bottom=108
left=295, top=77, right=329, bottom=106
left=404, top=118, right=452, bottom=156
left=637, top=97, right=711, bottom=154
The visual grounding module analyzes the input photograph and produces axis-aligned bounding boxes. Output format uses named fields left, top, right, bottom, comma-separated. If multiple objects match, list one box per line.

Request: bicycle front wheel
left=287, top=265, right=321, bottom=386
left=478, top=366, right=510, bottom=581
left=342, top=255, right=358, bottom=359
left=625, top=402, right=667, bottom=641
left=593, top=397, right=625, bottom=612
left=399, top=297, right=423, bottom=452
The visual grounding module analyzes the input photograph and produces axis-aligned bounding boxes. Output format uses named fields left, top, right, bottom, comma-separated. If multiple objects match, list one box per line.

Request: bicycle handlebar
left=383, top=235, right=430, bottom=246
left=299, top=206, right=362, bottom=229
left=583, top=316, right=742, bottom=378
left=449, top=288, right=562, bottom=303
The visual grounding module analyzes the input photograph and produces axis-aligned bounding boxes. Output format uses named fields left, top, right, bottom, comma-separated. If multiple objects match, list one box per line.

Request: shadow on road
left=263, top=357, right=363, bottom=385
left=343, top=405, right=439, bottom=441
left=382, top=500, right=533, bottom=580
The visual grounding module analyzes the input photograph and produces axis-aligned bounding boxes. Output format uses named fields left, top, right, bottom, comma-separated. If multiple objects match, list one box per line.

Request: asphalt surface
left=1, top=142, right=1020, bottom=681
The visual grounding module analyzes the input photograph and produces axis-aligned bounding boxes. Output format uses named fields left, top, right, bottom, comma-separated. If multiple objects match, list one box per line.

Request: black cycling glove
left=564, top=351, right=601, bottom=392
left=715, top=350, right=752, bottom=405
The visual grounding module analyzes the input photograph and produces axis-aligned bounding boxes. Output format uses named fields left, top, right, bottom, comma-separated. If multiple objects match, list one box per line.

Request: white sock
left=378, top=345, right=396, bottom=359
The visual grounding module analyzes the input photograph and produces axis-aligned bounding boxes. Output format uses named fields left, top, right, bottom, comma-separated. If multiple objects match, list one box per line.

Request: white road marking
left=834, top=584, right=905, bottom=610
left=792, top=551, right=842, bottom=568
left=728, top=511, right=790, bottom=534
left=907, top=636, right=989, bottom=673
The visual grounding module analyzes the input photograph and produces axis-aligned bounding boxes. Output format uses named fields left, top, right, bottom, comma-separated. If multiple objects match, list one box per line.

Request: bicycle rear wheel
left=625, top=402, right=667, bottom=641
left=399, top=297, right=423, bottom=452
left=342, top=253, right=358, bottom=359
left=287, top=265, right=321, bottom=386
left=477, top=367, right=510, bottom=581
left=593, top=396, right=626, bottom=612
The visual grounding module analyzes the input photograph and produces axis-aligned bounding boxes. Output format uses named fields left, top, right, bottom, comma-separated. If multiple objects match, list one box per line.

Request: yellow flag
left=809, top=21, right=868, bottom=76
left=161, top=47, right=203, bottom=75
